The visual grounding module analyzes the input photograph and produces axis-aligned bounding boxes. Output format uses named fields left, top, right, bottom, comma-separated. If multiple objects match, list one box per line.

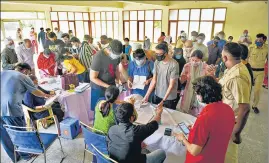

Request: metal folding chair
left=91, top=144, right=118, bottom=163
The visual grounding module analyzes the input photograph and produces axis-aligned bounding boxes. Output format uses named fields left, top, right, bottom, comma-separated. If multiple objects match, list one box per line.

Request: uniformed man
left=248, top=33, right=268, bottom=114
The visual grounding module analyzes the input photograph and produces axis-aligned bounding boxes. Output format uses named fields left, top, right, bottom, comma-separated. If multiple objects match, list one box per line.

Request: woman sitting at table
left=61, top=54, right=87, bottom=83
left=23, top=75, right=64, bottom=127
left=37, top=48, right=56, bottom=78
left=174, top=76, right=235, bottom=163
left=179, top=50, right=209, bottom=116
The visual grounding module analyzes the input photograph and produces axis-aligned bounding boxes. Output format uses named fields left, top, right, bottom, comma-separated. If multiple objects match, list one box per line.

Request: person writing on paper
left=23, top=75, right=64, bottom=127
left=179, top=50, right=209, bottom=117
left=174, top=76, right=235, bottom=163
left=107, top=103, right=166, bottom=163
left=128, top=49, right=154, bottom=97
left=143, top=43, right=179, bottom=110
left=37, top=48, right=56, bottom=78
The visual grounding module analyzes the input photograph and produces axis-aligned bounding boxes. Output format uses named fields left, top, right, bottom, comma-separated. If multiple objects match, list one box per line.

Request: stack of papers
left=134, top=101, right=155, bottom=124
left=132, top=75, right=146, bottom=90
left=75, top=83, right=90, bottom=93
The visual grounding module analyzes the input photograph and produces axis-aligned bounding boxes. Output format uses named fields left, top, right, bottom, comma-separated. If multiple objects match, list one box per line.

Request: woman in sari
left=179, top=50, right=209, bottom=117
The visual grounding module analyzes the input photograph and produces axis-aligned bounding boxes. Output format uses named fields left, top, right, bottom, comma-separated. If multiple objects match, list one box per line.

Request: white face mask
left=72, top=45, right=78, bottom=49
left=7, top=44, right=15, bottom=49
left=191, top=36, right=196, bottom=41
left=228, top=39, right=232, bottom=42
left=197, top=39, right=203, bottom=44
left=218, top=35, right=224, bottom=39
left=109, top=52, right=121, bottom=60
left=191, top=61, right=201, bottom=67
left=135, top=59, right=145, bottom=67
left=181, top=37, right=186, bottom=41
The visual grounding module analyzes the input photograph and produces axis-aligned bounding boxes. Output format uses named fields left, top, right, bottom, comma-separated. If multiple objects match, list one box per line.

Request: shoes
left=252, top=107, right=260, bottom=114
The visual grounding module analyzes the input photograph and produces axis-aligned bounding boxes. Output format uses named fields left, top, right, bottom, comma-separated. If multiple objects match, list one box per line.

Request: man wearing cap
left=1, top=37, right=19, bottom=70
left=207, top=36, right=222, bottom=65
left=90, top=39, right=123, bottom=110
left=176, top=32, right=187, bottom=48
left=16, top=39, right=35, bottom=74
left=98, top=35, right=109, bottom=50
left=193, top=33, right=208, bottom=61
left=238, top=30, right=252, bottom=47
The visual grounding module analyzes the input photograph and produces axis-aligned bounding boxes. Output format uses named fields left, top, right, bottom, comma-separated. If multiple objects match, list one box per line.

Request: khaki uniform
left=248, top=44, right=268, bottom=107
left=175, top=38, right=184, bottom=48
left=219, top=62, right=251, bottom=163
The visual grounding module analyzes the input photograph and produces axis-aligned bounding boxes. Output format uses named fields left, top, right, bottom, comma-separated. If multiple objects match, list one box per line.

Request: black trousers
left=152, top=95, right=178, bottom=110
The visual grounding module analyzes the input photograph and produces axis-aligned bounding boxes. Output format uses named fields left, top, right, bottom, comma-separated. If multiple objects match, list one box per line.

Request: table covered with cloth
left=39, top=77, right=94, bottom=125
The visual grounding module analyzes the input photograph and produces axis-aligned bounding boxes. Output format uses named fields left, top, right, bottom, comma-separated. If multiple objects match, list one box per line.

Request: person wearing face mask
left=207, top=31, right=227, bottom=52
left=179, top=50, right=209, bottom=116
left=190, top=31, right=198, bottom=42
left=98, top=35, right=109, bottom=50
left=83, top=35, right=99, bottom=54
left=90, top=39, right=123, bottom=112
left=30, top=27, right=38, bottom=54
left=176, top=32, right=187, bottom=48
left=118, top=54, right=130, bottom=96
left=16, top=39, right=35, bottom=75
left=228, top=36, right=233, bottom=43
left=183, top=40, right=196, bottom=62
left=54, top=27, right=63, bottom=39
left=248, top=33, right=268, bottom=114
left=174, top=76, right=235, bottom=163
left=207, top=36, right=222, bottom=65
left=128, top=49, right=154, bottom=97
left=37, top=48, right=56, bottom=77
left=123, top=38, right=132, bottom=60
left=142, top=43, right=179, bottom=110
left=193, top=33, right=208, bottom=61
left=1, top=37, right=19, bottom=70
left=61, top=33, right=72, bottom=53
left=70, top=37, right=94, bottom=83
left=1, top=63, right=51, bottom=162
left=238, top=30, right=252, bottom=47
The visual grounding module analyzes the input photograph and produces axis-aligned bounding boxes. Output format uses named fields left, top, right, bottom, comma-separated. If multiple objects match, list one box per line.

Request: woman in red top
left=174, top=76, right=235, bottom=163
left=37, top=48, right=56, bottom=78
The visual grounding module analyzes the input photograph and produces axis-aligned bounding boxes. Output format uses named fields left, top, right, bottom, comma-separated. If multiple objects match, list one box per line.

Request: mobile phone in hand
left=178, top=122, right=190, bottom=136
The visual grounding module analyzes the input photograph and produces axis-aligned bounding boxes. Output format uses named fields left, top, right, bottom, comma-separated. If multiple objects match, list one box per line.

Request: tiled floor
left=1, top=88, right=268, bottom=163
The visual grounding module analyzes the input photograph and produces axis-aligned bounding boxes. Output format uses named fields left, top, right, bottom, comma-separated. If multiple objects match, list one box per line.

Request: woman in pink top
left=30, top=27, right=38, bottom=54
left=157, top=32, right=166, bottom=44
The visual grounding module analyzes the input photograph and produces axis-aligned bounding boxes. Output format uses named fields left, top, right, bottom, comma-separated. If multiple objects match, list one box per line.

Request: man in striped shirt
left=70, top=37, right=94, bottom=83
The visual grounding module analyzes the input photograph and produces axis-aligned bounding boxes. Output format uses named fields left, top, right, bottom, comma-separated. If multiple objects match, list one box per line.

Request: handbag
left=61, top=74, right=79, bottom=90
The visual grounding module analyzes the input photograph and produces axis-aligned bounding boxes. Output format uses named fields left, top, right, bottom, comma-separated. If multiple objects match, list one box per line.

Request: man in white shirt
left=54, top=27, right=63, bottom=40
left=193, top=33, right=208, bottom=61
left=16, top=39, right=35, bottom=74
left=238, top=30, right=252, bottom=47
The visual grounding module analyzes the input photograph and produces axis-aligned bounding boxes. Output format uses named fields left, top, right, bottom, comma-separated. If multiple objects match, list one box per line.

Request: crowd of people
left=1, top=26, right=268, bottom=163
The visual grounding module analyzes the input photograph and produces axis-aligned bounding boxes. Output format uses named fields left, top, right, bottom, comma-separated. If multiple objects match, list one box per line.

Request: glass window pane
left=138, top=11, right=144, bottom=20
left=154, top=10, right=162, bottom=20
left=145, top=21, right=153, bottom=41
left=130, top=21, right=137, bottom=41
left=138, top=22, right=145, bottom=41
left=84, top=22, right=89, bottom=35
left=75, top=13, right=83, bottom=20
left=101, top=12, right=106, bottom=20
left=199, top=22, right=213, bottom=44
left=101, top=21, right=107, bottom=35
left=90, top=13, right=95, bottom=20
left=154, top=21, right=162, bottom=43
left=50, top=12, right=58, bottom=20
left=75, top=21, right=84, bottom=40
left=59, top=21, right=68, bottom=33
left=178, top=9, right=189, bottom=20
left=188, top=21, right=199, bottom=39
left=95, top=12, right=101, bottom=20
left=177, top=21, right=189, bottom=39
left=3, top=22, right=20, bottom=40
left=107, top=21, right=113, bottom=38
left=58, top=12, right=67, bottom=20
left=124, top=11, right=129, bottom=20
left=201, top=9, right=214, bottom=21
left=145, top=10, right=154, bottom=20
left=113, top=12, right=118, bottom=20
left=169, top=10, right=178, bottom=20
left=213, top=23, right=223, bottom=37
left=52, top=22, right=58, bottom=31
left=214, top=8, right=226, bottom=21
left=68, top=12, right=74, bottom=20
left=38, top=12, right=45, bottom=19
left=114, top=21, right=119, bottom=39
left=130, top=11, right=137, bottom=20
left=106, top=12, right=113, bottom=20
left=1, top=29, right=4, bottom=40
left=91, top=22, right=95, bottom=38
left=190, top=9, right=200, bottom=20
left=69, top=22, right=75, bottom=35
left=83, top=13, right=89, bottom=20
left=169, top=22, right=177, bottom=43
left=124, top=22, right=129, bottom=38
left=95, top=21, right=101, bottom=38
left=1, top=12, right=37, bottom=19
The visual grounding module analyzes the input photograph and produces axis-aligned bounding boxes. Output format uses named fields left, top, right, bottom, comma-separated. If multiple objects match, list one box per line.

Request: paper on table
left=45, top=93, right=60, bottom=106
left=134, top=100, right=154, bottom=124
left=132, top=75, right=146, bottom=90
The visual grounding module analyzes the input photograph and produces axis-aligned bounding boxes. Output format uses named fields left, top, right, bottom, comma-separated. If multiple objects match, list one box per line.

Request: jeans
left=153, top=95, right=178, bottom=110
left=1, top=116, right=31, bottom=162
left=146, top=149, right=166, bottom=163
left=90, top=87, right=105, bottom=111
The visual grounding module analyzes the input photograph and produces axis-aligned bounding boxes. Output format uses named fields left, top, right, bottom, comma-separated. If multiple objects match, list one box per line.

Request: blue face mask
left=174, top=54, right=182, bottom=60
left=255, top=42, right=263, bottom=47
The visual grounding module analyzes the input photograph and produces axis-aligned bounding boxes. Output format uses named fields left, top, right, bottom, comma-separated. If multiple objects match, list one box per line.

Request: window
left=50, top=11, right=90, bottom=40
left=90, top=11, right=119, bottom=39
left=168, top=8, right=226, bottom=44
left=123, top=10, right=162, bottom=43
